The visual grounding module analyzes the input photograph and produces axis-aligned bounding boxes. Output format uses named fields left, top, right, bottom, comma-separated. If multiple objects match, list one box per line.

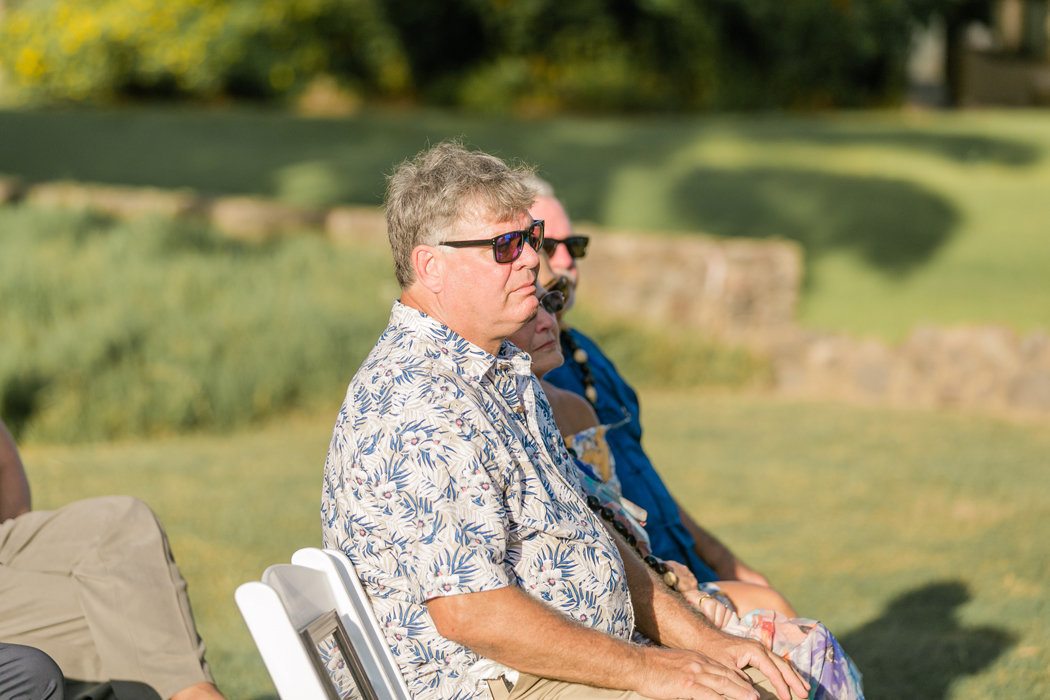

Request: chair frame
left=235, top=547, right=411, bottom=700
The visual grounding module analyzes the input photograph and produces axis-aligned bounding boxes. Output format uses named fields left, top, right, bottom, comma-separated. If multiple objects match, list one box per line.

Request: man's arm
left=607, top=528, right=808, bottom=700
left=0, top=418, right=31, bottom=521
left=676, top=501, right=770, bottom=586
left=427, top=585, right=762, bottom=700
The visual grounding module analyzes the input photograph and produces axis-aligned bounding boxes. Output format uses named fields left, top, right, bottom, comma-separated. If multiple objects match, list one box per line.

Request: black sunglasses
left=539, top=289, right=565, bottom=315
left=440, top=220, right=545, bottom=264
left=545, top=275, right=573, bottom=299
left=540, top=235, right=589, bottom=260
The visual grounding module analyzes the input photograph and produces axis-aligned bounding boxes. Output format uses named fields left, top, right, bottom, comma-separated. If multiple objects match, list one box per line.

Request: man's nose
left=519, top=237, right=541, bottom=267
left=549, top=241, right=575, bottom=270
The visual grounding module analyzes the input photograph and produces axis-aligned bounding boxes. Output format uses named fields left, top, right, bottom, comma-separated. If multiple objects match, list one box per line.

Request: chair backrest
left=292, top=548, right=411, bottom=699
left=235, top=547, right=411, bottom=700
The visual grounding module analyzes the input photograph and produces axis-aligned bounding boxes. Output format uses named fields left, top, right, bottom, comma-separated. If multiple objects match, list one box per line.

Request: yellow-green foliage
left=0, top=0, right=920, bottom=111
left=0, top=0, right=409, bottom=103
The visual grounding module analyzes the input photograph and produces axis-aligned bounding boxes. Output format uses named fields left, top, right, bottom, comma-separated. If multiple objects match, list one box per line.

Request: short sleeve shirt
left=321, top=303, right=634, bottom=700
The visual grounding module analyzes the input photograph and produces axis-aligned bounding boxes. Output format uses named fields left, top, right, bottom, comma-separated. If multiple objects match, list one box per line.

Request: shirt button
left=514, top=405, right=525, bottom=415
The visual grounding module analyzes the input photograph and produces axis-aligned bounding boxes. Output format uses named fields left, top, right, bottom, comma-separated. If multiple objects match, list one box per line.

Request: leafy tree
left=704, top=0, right=916, bottom=108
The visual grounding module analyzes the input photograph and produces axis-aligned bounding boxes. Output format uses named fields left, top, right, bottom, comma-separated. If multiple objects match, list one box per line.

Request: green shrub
left=0, top=204, right=396, bottom=442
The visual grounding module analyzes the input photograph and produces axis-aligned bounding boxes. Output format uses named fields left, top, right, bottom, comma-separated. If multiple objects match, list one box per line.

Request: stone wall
left=573, top=225, right=803, bottom=338
left=0, top=175, right=383, bottom=242
left=763, top=324, right=1050, bottom=420
left=4, top=176, right=1047, bottom=421
left=571, top=223, right=1050, bottom=421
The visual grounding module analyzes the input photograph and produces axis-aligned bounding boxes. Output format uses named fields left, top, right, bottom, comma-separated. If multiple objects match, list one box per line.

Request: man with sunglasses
left=321, top=143, right=806, bottom=700
left=530, top=178, right=777, bottom=592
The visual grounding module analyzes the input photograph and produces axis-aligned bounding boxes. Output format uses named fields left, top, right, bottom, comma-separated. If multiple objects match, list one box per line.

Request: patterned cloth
left=566, top=423, right=620, bottom=488
left=545, top=328, right=720, bottom=582
left=725, top=611, right=865, bottom=700
left=321, top=302, right=634, bottom=700
left=565, top=426, right=652, bottom=560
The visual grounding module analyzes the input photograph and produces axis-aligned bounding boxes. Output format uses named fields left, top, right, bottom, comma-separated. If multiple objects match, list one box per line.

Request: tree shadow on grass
left=739, top=124, right=1042, bottom=167
left=839, top=581, right=1015, bottom=699
left=670, top=166, right=959, bottom=278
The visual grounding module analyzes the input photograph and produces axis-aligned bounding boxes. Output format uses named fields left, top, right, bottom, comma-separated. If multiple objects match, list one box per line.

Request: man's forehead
left=455, top=203, right=531, bottom=232
left=530, top=195, right=571, bottom=238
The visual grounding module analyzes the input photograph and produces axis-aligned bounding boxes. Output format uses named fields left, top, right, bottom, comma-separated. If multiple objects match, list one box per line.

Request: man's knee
left=60, top=495, right=172, bottom=570
left=68, top=495, right=165, bottom=539
left=86, top=495, right=155, bottom=522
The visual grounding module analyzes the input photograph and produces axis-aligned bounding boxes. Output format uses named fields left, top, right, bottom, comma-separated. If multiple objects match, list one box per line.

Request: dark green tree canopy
left=0, top=0, right=990, bottom=111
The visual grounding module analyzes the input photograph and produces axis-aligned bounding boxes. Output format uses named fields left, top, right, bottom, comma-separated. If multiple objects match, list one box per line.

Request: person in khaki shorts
left=321, top=142, right=810, bottom=700
left=0, top=416, right=224, bottom=700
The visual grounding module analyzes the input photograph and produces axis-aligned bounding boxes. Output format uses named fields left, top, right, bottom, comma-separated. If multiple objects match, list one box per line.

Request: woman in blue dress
left=507, top=282, right=864, bottom=700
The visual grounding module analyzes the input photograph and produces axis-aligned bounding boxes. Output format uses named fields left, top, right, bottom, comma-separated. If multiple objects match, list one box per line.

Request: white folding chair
left=235, top=547, right=411, bottom=700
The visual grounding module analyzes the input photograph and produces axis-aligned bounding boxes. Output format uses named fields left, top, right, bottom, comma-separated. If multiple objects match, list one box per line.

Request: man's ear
left=412, top=244, right=444, bottom=294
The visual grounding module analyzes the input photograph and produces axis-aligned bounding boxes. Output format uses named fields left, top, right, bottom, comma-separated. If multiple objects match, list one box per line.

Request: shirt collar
left=390, top=300, right=530, bottom=380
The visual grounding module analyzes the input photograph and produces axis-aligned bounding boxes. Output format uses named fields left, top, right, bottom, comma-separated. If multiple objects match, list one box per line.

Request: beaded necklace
left=583, top=493, right=679, bottom=588
left=559, top=328, right=598, bottom=406
left=558, top=323, right=677, bottom=587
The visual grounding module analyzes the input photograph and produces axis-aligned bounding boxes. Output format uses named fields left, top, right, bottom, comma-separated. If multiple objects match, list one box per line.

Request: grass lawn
left=1, top=106, right=1048, bottom=340
left=19, top=395, right=1050, bottom=699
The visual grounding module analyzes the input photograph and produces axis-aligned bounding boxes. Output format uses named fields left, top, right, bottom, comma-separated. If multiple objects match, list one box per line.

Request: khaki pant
left=488, top=667, right=799, bottom=700
left=0, top=496, right=213, bottom=699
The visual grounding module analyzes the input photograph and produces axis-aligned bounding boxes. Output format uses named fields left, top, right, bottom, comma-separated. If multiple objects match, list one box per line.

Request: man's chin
left=510, top=299, right=540, bottom=328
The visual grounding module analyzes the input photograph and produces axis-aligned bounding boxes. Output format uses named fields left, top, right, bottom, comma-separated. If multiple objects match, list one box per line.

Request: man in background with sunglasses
left=321, top=142, right=807, bottom=700
left=531, top=178, right=777, bottom=592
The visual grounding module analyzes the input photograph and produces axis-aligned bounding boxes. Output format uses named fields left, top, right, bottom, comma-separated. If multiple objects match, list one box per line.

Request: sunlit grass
left=18, top=395, right=1050, bottom=699
left=23, top=412, right=334, bottom=700
left=643, top=392, right=1050, bottom=699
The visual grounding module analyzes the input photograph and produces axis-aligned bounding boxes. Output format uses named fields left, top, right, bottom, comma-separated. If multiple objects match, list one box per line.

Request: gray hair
left=521, top=173, right=555, bottom=199
left=385, top=141, right=537, bottom=288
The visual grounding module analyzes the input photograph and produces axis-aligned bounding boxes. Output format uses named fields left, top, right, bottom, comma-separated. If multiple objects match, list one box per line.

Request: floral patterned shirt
left=321, top=302, right=634, bottom=700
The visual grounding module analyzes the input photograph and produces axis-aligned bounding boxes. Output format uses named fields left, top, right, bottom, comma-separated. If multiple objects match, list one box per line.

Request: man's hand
left=699, top=630, right=809, bottom=700
left=607, top=526, right=807, bottom=700
left=428, top=586, right=744, bottom=696
left=635, top=647, right=763, bottom=700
